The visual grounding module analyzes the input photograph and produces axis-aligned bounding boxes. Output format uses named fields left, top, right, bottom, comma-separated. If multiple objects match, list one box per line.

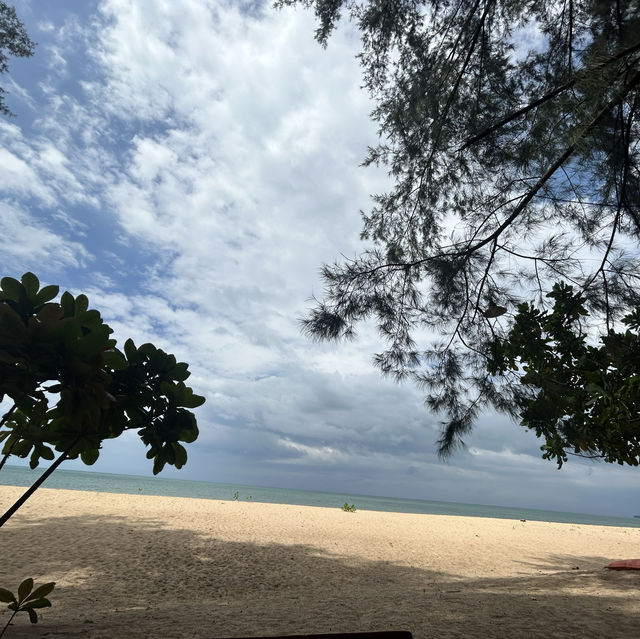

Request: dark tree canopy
left=0, top=273, right=205, bottom=526
left=278, top=0, right=640, bottom=463
left=0, top=2, right=35, bottom=116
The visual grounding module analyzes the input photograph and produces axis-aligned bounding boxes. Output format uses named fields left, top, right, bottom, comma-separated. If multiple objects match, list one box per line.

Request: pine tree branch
left=457, top=39, right=640, bottom=153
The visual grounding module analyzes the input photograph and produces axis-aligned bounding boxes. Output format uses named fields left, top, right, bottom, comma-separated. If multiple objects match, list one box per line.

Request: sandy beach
left=0, top=486, right=638, bottom=638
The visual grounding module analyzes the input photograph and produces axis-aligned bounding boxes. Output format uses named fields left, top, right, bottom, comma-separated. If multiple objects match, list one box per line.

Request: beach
left=0, top=486, right=638, bottom=638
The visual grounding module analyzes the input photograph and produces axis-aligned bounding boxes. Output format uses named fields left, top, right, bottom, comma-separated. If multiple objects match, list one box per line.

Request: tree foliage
left=278, top=0, right=640, bottom=462
left=0, top=273, right=205, bottom=526
left=0, top=2, right=35, bottom=116
left=491, top=282, right=640, bottom=466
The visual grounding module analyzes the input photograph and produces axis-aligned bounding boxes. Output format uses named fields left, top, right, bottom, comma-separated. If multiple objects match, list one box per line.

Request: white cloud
left=3, top=0, right=638, bottom=518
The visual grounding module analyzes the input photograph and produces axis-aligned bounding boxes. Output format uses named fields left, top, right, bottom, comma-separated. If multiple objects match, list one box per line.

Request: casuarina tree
left=0, top=2, right=35, bottom=116
left=277, top=0, right=640, bottom=464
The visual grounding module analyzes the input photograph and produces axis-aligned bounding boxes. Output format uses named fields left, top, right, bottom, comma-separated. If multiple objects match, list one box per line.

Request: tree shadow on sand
left=1, top=514, right=638, bottom=639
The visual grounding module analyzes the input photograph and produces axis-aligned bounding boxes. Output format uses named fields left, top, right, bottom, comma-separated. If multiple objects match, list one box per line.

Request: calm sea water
left=1, top=464, right=639, bottom=528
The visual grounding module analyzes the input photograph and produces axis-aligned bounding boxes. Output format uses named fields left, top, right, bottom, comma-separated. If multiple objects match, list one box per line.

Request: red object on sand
left=605, top=559, right=640, bottom=570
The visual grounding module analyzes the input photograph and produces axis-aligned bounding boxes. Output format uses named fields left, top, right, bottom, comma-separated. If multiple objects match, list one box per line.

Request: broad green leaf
left=103, top=348, right=126, bottom=370
left=0, top=588, right=16, bottom=603
left=152, top=457, right=166, bottom=475
left=25, top=583, right=55, bottom=603
left=171, top=362, right=190, bottom=382
left=60, top=291, right=74, bottom=316
left=172, top=442, right=187, bottom=467
left=75, top=294, right=89, bottom=315
left=124, top=338, right=137, bottom=361
left=138, top=342, right=156, bottom=357
left=23, top=598, right=52, bottom=609
left=180, top=423, right=199, bottom=444
left=27, top=608, right=38, bottom=623
left=13, top=439, right=33, bottom=458
left=182, top=391, right=206, bottom=409
left=80, top=448, right=100, bottom=465
left=21, top=272, right=39, bottom=298
left=1, top=277, right=23, bottom=301
left=40, top=446, right=55, bottom=461
left=34, top=284, right=59, bottom=306
left=18, top=578, right=33, bottom=602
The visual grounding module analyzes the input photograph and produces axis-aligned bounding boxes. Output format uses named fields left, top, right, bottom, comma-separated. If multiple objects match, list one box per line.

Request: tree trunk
left=0, top=440, right=78, bottom=528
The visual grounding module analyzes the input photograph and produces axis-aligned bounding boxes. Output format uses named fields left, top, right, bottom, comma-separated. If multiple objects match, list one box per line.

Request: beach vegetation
left=0, top=578, right=55, bottom=636
left=279, top=0, right=640, bottom=465
left=0, top=2, right=35, bottom=117
left=492, top=283, right=640, bottom=467
left=341, top=502, right=356, bottom=512
left=0, top=273, right=205, bottom=527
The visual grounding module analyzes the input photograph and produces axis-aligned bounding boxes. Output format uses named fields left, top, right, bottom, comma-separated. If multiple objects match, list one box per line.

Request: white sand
left=1, top=486, right=638, bottom=638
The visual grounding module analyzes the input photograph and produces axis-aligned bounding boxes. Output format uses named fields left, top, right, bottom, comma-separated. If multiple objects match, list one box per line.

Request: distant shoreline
left=1, top=464, right=638, bottom=528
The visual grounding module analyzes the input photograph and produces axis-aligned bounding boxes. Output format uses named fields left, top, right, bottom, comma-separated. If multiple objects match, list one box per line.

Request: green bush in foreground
left=341, top=503, right=356, bottom=512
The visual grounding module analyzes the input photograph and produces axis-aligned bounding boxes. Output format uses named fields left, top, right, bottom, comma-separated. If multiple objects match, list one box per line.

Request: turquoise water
left=1, top=464, right=639, bottom=528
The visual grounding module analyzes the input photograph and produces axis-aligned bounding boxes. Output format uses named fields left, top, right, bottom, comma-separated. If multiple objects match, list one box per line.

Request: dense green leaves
left=491, top=283, right=640, bottom=467
left=0, top=273, right=205, bottom=495
left=283, top=0, right=640, bottom=462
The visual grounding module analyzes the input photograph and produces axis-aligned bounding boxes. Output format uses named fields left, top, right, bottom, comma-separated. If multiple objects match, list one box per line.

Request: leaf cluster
left=0, top=578, right=55, bottom=628
left=491, top=282, right=640, bottom=467
left=0, top=273, right=205, bottom=474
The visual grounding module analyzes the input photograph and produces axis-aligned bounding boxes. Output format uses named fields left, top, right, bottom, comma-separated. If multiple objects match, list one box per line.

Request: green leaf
left=124, top=338, right=137, bottom=361
left=23, top=598, right=52, bottom=609
left=103, top=348, right=127, bottom=370
left=60, top=291, right=74, bottom=316
left=75, top=294, right=89, bottom=315
left=40, top=446, right=55, bottom=461
left=1, top=277, right=23, bottom=301
left=27, top=608, right=38, bottom=624
left=24, top=583, right=55, bottom=602
left=34, top=284, right=59, bottom=306
left=0, top=588, right=16, bottom=604
left=172, top=442, right=187, bottom=467
left=17, top=578, right=33, bottom=602
left=80, top=448, right=100, bottom=465
left=183, top=392, right=205, bottom=409
left=152, top=457, right=166, bottom=475
left=21, top=272, right=39, bottom=298
left=171, top=362, right=190, bottom=382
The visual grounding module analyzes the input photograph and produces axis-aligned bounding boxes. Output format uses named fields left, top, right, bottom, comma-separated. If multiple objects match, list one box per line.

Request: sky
left=1, top=0, right=637, bottom=518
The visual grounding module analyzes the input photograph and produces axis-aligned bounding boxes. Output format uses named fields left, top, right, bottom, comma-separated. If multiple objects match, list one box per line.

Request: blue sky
left=2, top=0, right=638, bottom=518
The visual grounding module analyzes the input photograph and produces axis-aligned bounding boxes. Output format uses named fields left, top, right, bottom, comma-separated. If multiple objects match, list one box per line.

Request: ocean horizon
left=1, top=464, right=638, bottom=529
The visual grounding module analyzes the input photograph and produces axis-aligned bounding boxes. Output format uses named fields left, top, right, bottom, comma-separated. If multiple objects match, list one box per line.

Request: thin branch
left=456, top=39, right=640, bottom=152
left=0, top=436, right=81, bottom=528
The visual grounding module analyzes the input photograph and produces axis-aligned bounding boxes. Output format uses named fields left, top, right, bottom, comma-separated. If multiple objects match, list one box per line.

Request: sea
left=1, top=464, right=639, bottom=529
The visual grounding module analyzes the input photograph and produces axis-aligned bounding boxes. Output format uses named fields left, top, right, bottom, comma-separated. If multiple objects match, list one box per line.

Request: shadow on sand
left=1, top=513, right=638, bottom=639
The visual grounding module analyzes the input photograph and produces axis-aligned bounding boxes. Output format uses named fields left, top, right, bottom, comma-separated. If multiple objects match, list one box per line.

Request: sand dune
left=0, top=486, right=638, bottom=638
